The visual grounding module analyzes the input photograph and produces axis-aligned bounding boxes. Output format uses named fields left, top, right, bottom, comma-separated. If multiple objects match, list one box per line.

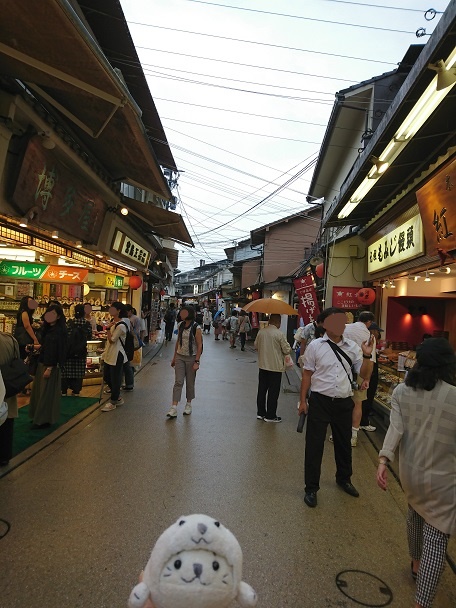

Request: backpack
left=225, top=318, right=231, bottom=331
left=0, top=334, right=33, bottom=398
left=117, top=321, right=135, bottom=362
left=192, top=322, right=203, bottom=354
left=244, top=318, right=251, bottom=332
left=67, top=321, right=88, bottom=359
left=164, top=309, right=176, bottom=324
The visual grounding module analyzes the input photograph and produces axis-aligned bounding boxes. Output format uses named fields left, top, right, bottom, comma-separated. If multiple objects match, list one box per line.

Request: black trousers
left=165, top=322, right=174, bottom=341
left=103, top=352, right=124, bottom=401
left=0, top=417, right=14, bottom=462
left=361, top=362, right=378, bottom=425
left=256, top=369, right=282, bottom=419
left=240, top=332, right=246, bottom=349
left=304, top=392, right=354, bottom=493
left=61, top=377, right=83, bottom=394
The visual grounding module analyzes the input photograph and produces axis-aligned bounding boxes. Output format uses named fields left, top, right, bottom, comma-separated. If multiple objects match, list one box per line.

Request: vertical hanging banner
left=293, top=275, right=320, bottom=325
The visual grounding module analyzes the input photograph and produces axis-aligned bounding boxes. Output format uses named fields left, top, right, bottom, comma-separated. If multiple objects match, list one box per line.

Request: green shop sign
left=0, top=260, right=48, bottom=279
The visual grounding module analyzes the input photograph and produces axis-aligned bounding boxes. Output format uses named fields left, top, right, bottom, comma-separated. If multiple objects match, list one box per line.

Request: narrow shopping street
left=1, top=332, right=455, bottom=608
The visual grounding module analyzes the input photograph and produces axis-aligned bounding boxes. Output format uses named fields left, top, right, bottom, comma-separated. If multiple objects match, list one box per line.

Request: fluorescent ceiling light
left=338, top=45, right=456, bottom=221
left=107, top=257, right=138, bottom=272
left=0, top=248, right=36, bottom=261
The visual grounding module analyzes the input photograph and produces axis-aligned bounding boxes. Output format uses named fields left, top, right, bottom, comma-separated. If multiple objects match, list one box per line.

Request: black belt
left=313, top=392, right=351, bottom=401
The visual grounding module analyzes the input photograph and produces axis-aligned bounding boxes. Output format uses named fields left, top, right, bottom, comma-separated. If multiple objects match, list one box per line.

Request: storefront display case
left=84, top=335, right=106, bottom=386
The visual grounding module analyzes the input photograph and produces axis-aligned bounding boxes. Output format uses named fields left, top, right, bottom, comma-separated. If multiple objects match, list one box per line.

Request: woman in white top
left=167, top=306, right=203, bottom=418
left=377, top=338, right=456, bottom=608
left=101, top=302, right=128, bottom=412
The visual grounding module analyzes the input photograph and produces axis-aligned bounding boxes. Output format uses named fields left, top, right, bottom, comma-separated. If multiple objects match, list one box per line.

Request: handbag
left=284, top=354, right=294, bottom=368
left=13, top=324, right=32, bottom=346
left=25, top=349, right=40, bottom=376
left=1, top=336, right=33, bottom=398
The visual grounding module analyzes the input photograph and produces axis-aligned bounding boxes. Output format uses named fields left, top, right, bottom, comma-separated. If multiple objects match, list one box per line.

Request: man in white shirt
left=299, top=307, right=373, bottom=508
left=343, top=311, right=375, bottom=446
left=254, top=314, right=291, bottom=422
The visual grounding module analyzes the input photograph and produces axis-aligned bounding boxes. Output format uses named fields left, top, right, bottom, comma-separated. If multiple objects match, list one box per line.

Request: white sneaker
left=104, top=387, right=111, bottom=394
left=351, top=435, right=358, bottom=447
left=329, top=435, right=334, bottom=442
left=167, top=405, right=178, bottom=418
left=360, top=424, right=376, bottom=432
left=101, top=402, right=116, bottom=412
left=114, top=398, right=124, bottom=406
left=183, top=403, right=192, bottom=415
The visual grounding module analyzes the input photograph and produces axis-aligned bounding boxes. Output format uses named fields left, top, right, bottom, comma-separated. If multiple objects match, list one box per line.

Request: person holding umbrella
left=254, top=313, right=291, bottom=422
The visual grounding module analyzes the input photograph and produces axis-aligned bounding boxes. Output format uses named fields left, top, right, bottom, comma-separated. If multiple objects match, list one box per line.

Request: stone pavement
left=0, top=332, right=454, bottom=607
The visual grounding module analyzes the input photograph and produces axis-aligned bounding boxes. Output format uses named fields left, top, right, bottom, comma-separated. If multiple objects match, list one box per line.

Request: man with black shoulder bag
left=298, top=307, right=373, bottom=508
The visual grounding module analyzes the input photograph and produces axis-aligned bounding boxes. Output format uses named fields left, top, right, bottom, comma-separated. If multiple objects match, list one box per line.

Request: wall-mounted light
left=368, top=156, right=389, bottom=179
left=424, top=271, right=431, bottom=282
left=39, top=131, right=56, bottom=150
left=439, top=266, right=451, bottom=274
left=51, top=230, right=59, bottom=239
left=428, top=58, right=456, bottom=91
left=76, top=241, right=83, bottom=248
left=120, top=207, right=129, bottom=216
left=19, top=217, right=28, bottom=228
left=389, top=279, right=396, bottom=289
left=96, top=251, right=104, bottom=258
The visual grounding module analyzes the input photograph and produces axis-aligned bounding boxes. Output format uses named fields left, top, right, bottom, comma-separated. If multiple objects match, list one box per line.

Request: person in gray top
left=377, top=338, right=456, bottom=608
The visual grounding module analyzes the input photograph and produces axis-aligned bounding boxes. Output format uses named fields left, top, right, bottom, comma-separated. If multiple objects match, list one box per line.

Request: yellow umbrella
left=242, top=298, right=298, bottom=315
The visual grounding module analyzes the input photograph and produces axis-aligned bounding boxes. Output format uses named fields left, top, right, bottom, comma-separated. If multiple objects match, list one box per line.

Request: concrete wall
left=325, top=234, right=366, bottom=306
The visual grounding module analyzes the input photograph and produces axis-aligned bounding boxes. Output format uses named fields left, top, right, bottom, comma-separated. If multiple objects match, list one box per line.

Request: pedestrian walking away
left=167, top=306, right=203, bottom=418
left=343, top=311, right=375, bottom=446
left=202, top=307, right=212, bottom=334
left=163, top=302, right=177, bottom=342
left=61, top=304, right=92, bottom=397
left=376, top=338, right=456, bottom=608
left=254, top=313, right=291, bottom=422
left=238, top=311, right=251, bottom=351
left=360, top=322, right=383, bottom=432
left=101, top=302, right=129, bottom=412
left=299, top=307, right=373, bottom=508
left=227, top=310, right=239, bottom=348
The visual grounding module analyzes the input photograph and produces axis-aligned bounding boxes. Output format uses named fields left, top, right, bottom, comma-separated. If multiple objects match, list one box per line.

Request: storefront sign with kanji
left=111, top=229, right=150, bottom=267
left=367, top=214, right=424, bottom=274
left=12, top=137, right=107, bottom=244
left=105, top=274, right=124, bottom=288
left=293, top=275, right=320, bottom=325
left=416, top=158, right=456, bottom=256
left=332, top=287, right=359, bottom=310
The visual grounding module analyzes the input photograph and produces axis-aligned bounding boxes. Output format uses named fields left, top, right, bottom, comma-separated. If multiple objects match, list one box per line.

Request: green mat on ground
left=13, top=396, right=100, bottom=456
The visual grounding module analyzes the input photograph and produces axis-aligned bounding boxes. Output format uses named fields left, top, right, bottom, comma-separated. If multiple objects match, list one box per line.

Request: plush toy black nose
left=193, top=563, right=203, bottom=578
left=197, top=523, right=207, bottom=535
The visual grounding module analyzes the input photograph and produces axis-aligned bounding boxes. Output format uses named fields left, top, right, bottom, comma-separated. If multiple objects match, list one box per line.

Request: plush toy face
left=159, top=549, right=233, bottom=608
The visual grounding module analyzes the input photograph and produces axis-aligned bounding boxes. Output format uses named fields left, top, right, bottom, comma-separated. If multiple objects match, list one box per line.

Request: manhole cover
left=336, top=570, right=393, bottom=607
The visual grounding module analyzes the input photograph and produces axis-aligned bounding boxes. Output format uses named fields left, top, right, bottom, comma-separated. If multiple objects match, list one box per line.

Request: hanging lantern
left=356, top=287, right=376, bottom=305
left=129, top=275, right=142, bottom=290
left=315, top=263, right=324, bottom=279
left=83, top=284, right=90, bottom=296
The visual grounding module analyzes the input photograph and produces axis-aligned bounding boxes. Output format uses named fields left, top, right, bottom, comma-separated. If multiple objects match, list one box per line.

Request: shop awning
left=122, top=197, right=194, bottom=247
left=0, top=0, right=171, bottom=198
left=162, top=247, right=179, bottom=269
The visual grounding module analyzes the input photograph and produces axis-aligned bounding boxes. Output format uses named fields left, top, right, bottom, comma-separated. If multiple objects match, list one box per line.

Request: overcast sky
left=119, top=0, right=449, bottom=271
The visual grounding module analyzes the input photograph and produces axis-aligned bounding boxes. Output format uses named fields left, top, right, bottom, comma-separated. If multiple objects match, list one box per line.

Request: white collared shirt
left=344, top=322, right=377, bottom=363
left=302, top=334, right=363, bottom=398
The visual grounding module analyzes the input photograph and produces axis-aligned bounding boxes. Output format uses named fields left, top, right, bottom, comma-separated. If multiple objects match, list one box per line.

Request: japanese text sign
left=416, top=158, right=456, bottom=256
left=293, top=275, right=320, bottom=325
left=367, top=215, right=424, bottom=274
left=332, top=287, right=359, bottom=310
left=105, top=274, right=124, bottom=288
left=0, top=260, right=47, bottom=279
left=12, top=137, right=107, bottom=244
left=42, top=266, right=88, bottom=283
left=111, top=229, right=150, bottom=267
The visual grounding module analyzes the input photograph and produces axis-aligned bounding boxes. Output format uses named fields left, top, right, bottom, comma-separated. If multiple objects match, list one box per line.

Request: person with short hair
left=343, top=310, right=375, bottom=446
left=299, top=307, right=373, bottom=508
left=164, top=303, right=177, bottom=342
left=101, top=302, right=128, bottom=412
left=377, top=338, right=456, bottom=608
left=61, top=303, right=92, bottom=397
left=254, top=314, right=291, bottom=423
left=228, top=310, right=239, bottom=349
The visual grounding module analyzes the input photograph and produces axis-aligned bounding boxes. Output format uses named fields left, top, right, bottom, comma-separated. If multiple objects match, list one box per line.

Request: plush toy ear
left=237, top=581, right=258, bottom=607
left=128, top=582, right=151, bottom=608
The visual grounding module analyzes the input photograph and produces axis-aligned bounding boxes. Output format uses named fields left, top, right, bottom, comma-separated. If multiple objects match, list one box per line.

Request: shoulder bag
left=326, top=340, right=357, bottom=389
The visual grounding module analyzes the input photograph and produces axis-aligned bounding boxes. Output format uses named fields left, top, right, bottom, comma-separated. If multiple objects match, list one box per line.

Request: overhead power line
left=181, top=0, right=415, bottom=34
left=128, top=22, right=397, bottom=65
left=323, top=0, right=427, bottom=12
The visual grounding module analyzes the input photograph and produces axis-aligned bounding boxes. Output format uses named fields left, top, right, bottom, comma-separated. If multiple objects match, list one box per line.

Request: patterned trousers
left=407, top=505, right=450, bottom=608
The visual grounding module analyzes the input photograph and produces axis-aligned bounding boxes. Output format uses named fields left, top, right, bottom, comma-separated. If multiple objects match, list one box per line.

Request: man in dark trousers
left=299, top=307, right=373, bottom=508
left=164, top=303, right=177, bottom=342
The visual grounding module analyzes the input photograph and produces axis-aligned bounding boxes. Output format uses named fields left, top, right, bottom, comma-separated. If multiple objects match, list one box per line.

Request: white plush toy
left=128, top=514, right=257, bottom=608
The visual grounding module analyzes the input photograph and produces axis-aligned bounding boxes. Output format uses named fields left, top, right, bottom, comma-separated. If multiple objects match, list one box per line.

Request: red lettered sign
left=294, top=276, right=320, bottom=325
left=332, top=287, right=359, bottom=310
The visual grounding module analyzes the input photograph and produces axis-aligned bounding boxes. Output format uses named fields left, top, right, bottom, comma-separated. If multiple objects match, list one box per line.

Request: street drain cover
left=336, top=570, right=393, bottom=607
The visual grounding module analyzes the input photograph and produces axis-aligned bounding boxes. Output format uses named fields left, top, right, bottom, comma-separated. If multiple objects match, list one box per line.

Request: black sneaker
left=122, top=386, right=134, bottom=392
left=304, top=492, right=317, bottom=508
left=264, top=416, right=282, bottom=423
left=256, top=415, right=264, bottom=420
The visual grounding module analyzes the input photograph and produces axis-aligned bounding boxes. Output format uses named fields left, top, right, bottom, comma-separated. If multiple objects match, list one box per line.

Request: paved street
left=1, top=332, right=455, bottom=608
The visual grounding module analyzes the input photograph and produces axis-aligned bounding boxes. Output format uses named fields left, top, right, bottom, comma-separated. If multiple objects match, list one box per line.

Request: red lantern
left=315, top=263, right=324, bottom=278
left=129, top=275, right=142, bottom=290
left=356, top=287, right=376, bottom=305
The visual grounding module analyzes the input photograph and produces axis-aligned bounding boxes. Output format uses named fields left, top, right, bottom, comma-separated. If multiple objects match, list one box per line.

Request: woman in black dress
left=61, top=304, right=92, bottom=397
left=29, top=304, right=67, bottom=429
left=14, top=296, right=40, bottom=359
